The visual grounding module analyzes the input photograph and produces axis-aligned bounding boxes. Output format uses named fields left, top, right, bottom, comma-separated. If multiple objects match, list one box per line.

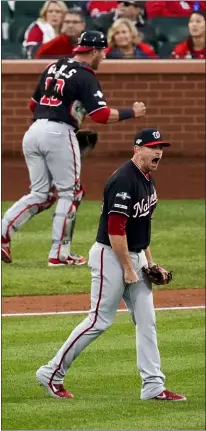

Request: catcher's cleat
left=1, top=246, right=12, bottom=263
left=48, top=253, right=86, bottom=267
left=152, top=390, right=187, bottom=401
left=36, top=369, right=74, bottom=399
left=48, top=259, right=69, bottom=267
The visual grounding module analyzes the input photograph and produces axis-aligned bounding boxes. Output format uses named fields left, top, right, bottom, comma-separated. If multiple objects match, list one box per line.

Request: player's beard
left=92, top=50, right=104, bottom=70
left=91, top=56, right=99, bottom=70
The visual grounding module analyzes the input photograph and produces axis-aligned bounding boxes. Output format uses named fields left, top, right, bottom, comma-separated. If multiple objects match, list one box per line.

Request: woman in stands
left=105, top=18, right=157, bottom=59
left=171, top=10, right=205, bottom=59
left=23, top=0, right=68, bottom=58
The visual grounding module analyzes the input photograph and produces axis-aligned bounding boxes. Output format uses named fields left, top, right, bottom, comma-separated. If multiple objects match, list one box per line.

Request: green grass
left=2, top=310, right=205, bottom=430
left=2, top=200, right=205, bottom=296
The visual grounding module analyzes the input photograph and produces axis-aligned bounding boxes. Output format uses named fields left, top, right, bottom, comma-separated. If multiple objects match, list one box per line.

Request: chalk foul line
left=2, top=305, right=205, bottom=317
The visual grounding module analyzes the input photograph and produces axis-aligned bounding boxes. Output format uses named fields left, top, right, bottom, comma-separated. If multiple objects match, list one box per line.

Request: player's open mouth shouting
left=151, top=153, right=162, bottom=169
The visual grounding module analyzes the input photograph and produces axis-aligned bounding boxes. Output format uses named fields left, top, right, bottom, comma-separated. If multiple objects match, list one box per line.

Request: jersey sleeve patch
left=79, top=71, right=107, bottom=114
left=107, top=179, right=132, bottom=218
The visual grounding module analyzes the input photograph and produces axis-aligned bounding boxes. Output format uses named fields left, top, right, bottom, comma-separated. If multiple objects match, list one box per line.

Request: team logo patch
left=116, top=192, right=131, bottom=200
left=114, top=204, right=128, bottom=210
left=135, top=139, right=142, bottom=145
left=152, top=131, right=161, bottom=139
left=94, top=90, right=103, bottom=98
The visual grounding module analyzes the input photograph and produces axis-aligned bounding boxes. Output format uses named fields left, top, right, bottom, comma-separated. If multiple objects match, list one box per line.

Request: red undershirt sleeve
left=89, top=107, right=110, bottom=123
left=29, top=98, right=37, bottom=112
left=108, top=213, right=128, bottom=236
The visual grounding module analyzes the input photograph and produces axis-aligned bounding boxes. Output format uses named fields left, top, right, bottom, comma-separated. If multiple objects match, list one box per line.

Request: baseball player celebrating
left=1, top=30, right=146, bottom=267
left=36, top=128, right=186, bottom=401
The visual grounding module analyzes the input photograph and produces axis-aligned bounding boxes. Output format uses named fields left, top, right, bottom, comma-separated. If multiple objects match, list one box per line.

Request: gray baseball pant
left=39, top=242, right=166, bottom=399
left=2, top=119, right=80, bottom=260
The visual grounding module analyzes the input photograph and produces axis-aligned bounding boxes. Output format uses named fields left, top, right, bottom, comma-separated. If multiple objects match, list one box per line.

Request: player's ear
left=134, top=145, right=140, bottom=154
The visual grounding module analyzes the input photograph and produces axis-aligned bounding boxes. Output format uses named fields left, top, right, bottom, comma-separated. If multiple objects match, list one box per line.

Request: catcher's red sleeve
left=29, top=98, right=37, bottom=112
left=89, top=107, right=110, bottom=123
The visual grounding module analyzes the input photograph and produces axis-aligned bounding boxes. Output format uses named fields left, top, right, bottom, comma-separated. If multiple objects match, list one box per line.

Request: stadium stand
left=1, top=0, right=205, bottom=59
left=148, top=17, right=189, bottom=57
left=2, top=40, right=23, bottom=59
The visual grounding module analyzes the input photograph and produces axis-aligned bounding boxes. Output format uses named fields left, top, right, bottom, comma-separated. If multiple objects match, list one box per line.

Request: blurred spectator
left=171, top=11, right=205, bottom=59
left=2, top=1, right=13, bottom=40
left=146, top=1, right=206, bottom=19
left=92, top=1, right=157, bottom=50
left=105, top=18, right=157, bottom=59
left=7, top=0, right=15, bottom=15
left=87, top=1, right=118, bottom=17
left=73, top=1, right=90, bottom=15
left=65, top=1, right=88, bottom=12
left=35, top=9, right=86, bottom=58
left=23, top=0, right=68, bottom=58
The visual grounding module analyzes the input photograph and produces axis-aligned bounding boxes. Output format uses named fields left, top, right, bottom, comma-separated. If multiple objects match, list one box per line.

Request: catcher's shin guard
left=50, top=200, right=77, bottom=261
left=73, top=181, right=85, bottom=209
left=70, top=182, right=85, bottom=241
left=2, top=191, right=56, bottom=241
left=37, top=189, right=57, bottom=213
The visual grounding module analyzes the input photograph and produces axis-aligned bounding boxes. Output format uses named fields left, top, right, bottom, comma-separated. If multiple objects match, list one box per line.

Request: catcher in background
left=1, top=129, right=97, bottom=266
left=44, top=129, right=99, bottom=266
left=1, top=30, right=146, bottom=267
left=36, top=128, right=186, bottom=401
left=46, top=128, right=98, bottom=265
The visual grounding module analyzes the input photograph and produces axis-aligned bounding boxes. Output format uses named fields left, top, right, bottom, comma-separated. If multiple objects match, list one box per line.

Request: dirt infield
left=2, top=289, right=205, bottom=314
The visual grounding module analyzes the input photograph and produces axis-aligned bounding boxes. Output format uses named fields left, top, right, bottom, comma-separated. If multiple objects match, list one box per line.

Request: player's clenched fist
left=124, top=267, right=139, bottom=285
left=133, top=101, right=146, bottom=118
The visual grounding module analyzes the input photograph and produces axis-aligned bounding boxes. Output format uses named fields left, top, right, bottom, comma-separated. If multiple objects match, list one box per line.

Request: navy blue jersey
left=32, top=58, right=107, bottom=129
left=96, top=160, right=157, bottom=252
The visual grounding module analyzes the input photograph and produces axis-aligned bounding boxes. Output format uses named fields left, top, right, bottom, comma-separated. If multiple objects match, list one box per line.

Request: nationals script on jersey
left=133, top=190, right=158, bottom=218
left=32, top=58, right=107, bottom=129
left=96, top=160, right=158, bottom=252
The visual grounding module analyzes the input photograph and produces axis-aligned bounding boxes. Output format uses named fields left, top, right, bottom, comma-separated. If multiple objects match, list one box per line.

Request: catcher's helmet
left=73, top=30, right=108, bottom=54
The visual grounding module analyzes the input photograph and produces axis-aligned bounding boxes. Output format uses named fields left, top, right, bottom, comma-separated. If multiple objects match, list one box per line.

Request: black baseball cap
left=134, top=128, right=171, bottom=147
left=73, top=30, right=107, bottom=54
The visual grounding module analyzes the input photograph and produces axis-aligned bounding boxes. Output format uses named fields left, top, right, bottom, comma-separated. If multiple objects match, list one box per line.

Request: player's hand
left=124, top=267, right=139, bottom=285
left=133, top=101, right=146, bottom=118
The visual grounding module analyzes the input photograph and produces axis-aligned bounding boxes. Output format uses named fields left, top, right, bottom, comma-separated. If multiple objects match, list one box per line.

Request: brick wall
left=2, top=60, right=205, bottom=200
left=2, top=60, right=205, bottom=157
